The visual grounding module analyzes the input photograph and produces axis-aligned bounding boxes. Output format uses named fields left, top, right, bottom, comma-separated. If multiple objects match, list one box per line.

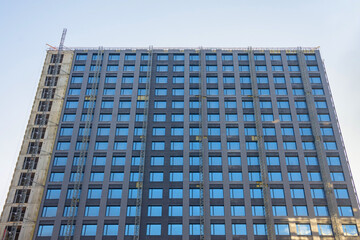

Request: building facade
left=1, top=47, right=360, bottom=239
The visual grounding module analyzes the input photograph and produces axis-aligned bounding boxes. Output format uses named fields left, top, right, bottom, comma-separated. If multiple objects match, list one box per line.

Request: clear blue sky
left=1, top=0, right=360, bottom=210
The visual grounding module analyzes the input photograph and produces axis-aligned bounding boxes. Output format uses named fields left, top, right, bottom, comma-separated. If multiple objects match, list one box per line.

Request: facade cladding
left=1, top=47, right=360, bottom=239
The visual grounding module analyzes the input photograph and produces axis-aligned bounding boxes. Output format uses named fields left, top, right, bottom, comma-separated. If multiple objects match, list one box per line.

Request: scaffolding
left=298, top=49, right=343, bottom=239
left=64, top=46, right=102, bottom=239
left=133, top=46, right=153, bottom=240
left=248, top=47, right=276, bottom=239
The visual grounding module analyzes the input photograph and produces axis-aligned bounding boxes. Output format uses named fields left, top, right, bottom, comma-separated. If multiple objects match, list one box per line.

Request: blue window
left=258, top=88, right=270, bottom=95
left=262, top=114, right=274, bottom=122
left=172, top=88, right=184, bottom=95
left=57, top=142, right=70, bottom=151
left=189, top=54, right=199, bottom=60
left=305, top=156, right=318, bottom=165
left=273, top=206, right=287, bottom=216
left=291, top=188, right=305, bottom=198
left=107, top=65, right=118, bottom=71
left=311, top=188, right=325, bottom=198
left=222, top=54, right=233, bottom=61
left=209, top=157, right=222, bottom=166
left=286, top=156, right=299, bottom=165
left=171, top=128, right=183, bottom=136
left=147, top=224, right=161, bottom=235
left=132, top=142, right=143, bottom=150
left=84, top=206, right=99, bottom=216
left=114, top=141, right=127, bottom=150
left=206, top=77, right=218, bottom=83
left=171, top=114, right=183, bottom=122
left=169, top=189, right=183, bottom=198
left=279, top=114, right=292, bottom=121
left=123, top=65, right=135, bottom=71
left=269, top=172, right=282, bottom=181
left=256, top=65, right=267, bottom=71
left=168, top=224, right=182, bottom=235
left=246, top=142, right=258, bottom=150
left=308, top=172, right=322, bottom=181
left=248, top=156, right=259, bottom=165
left=263, top=127, right=276, bottom=136
left=189, top=65, right=199, bottom=71
left=321, top=127, right=333, bottom=135
left=243, top=114, right=254, bottom=121
left=190, top=142, right=200, bottom=150
left=241, top=88, right=252, bottom=95
left=169, top=206, right=183, bottom=216
left=171, top=142, right=183, bottom=150
left=122, top=77, right=133, bottom=83
left=318, top=224, right=333, bottom=236
left=190, top=172, right=200, bottom=181
left=68, top=88, right=81, bottom=95
left=343, top=225, right=358, bottom=236
left=288, top=172, right=302, bottom=181
left=276, top=88, right=288, bottom=95
left=242, top=101, right=253, bottom=108
left=300, top=127, right=312, bottom=136
left=249, top=172, right=261, bottom=181
left=139, top=77, right=148, bottom=83
left=297, top=114, right=309, bottom=121
left=270, top=189, right=284, bottom=198
left=275, top=224, right=290, bottom=235
left=307, top=66, right=319, bottom=71
left=265, top=142, right=278, bottom=150
left=283, top=141, right=297, bottom=150
left=254, top=54, right=265, bottom=60
left=116, top=127, right=128, bottom=136
left=153, top=114, right=166, bottom=122
left=60, top=127, right=73, bottom=136
left=277, top=101, right=289, bottom=108
left=157, top=54, right=168, bottom=61
left=210, top=206, right=224, bottom=216
left=172, top=65, right=185, bottom=72
left=209, top=172, right=223, bottom=181
left=155, top=77, right=167, bottom=83
left=239, top=65, right=250, bottom=71
left=227, top=141, right=240, bottom=150
left=173, top=77, right=184, bottom=83
left=252, top=207, right=265, bottom=218
left=260, top=101, right=272, bottom=108
left=238, top=54, right=248, bottom=60
left=232, top=224, right=246, bottom=235
left=119, top=101, right=131, bottom=108
left=92, top=156, right=106, bottom=166
left=42, top=206, right=57, bottom=217
left=302, top=142, right=315, bottom=150
left=288, top=65, right=300, bottom=71
left=305, top=54, right=316, bottom=60
left=312, top=89, right=324, bottom=95
left=117, top=114, right=130, bottom=122
left=206, top=54, right=217, bottom=60
left=71, top=76, right=83, bottom=83
left=272, top=65, right=283, bottom=71
left=112, top=157, right=125, bottom=166
left=240, top=76, right=251, bottom=83
left=152, top=142, right=165, bottom=150
left=73, top=65, right=85, bottom=71
left=87, top=189, right=102, bottom=199
left=153, top=127, right=165, bottom=136
left=270, top=54, right=281, bottom=60
left=315, top=101, right=327, bottom=108
left=331, top=172, right=345, bottom=181
left=53, top=157, right=67, bottom=166
left=310, top=77, right=321, bottom=83
left=211, top=224, right=225, bottom=235
left=267, top=156, right=280, bottom=165
left=207, top=88, right=218, bottom=95
left=154, top=101, right=166, bottom=108
left=157, top=65, right=168, bottom=72
left=230, top=188, right=244, bottom=198
left=223, top=65, right=234, bottom=71
left=286, top=55, right=297, bottom=61
left=110, top=172, right=124, bottom=182
left=314, top=206, right=329, bottom=216
left=229, top=172, right=242, bottom=181
left=151, top=156, right=165, bottom=166
left=207, top=114, right=220, bottom=121
left=273, top=77, right=285, bottom=83
left=254, top=224, right=267, bottom=235
left=103, top=225, right=118, bottom=236
left=334, top=188, right=349, bottom=199
left=82, top=225, right=97, bottom=236
left=231, top=206, right=245, bottom=216
left=94, top=142, right=108, bottom=150
left=108, top=189, right=122, bottom=199
left=324, top=141, right=337, bottom=150
left=318, top=114, right=330, bottom=121
left=149, top=172, right=163, bottom=182
left=338, top=206, right=353, bottom=217
left=327, top=156, right=341, bottom=166
left=76, top=54, right=87, bottom=60
left=66, top=101, right=78, bottom=108
left=208, top=127, right=220, bottom=136
left=155, top=88, right=167, bottom=96
left=172, top=101, right=184, bottom=108
left=209, top=188, right=223, bottom=198
left=37, top=225, right=53, bottom=236
left=103, top=88, right=115, bottom=95
left=257, top=77, right=268, bottom=83
left=97, top=127, right=110, bottom=136
left=173, top=54, right=184, bottom=61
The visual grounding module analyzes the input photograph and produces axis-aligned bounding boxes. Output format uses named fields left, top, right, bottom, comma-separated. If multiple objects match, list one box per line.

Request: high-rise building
left=1, top=42, right=360, bottom=239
